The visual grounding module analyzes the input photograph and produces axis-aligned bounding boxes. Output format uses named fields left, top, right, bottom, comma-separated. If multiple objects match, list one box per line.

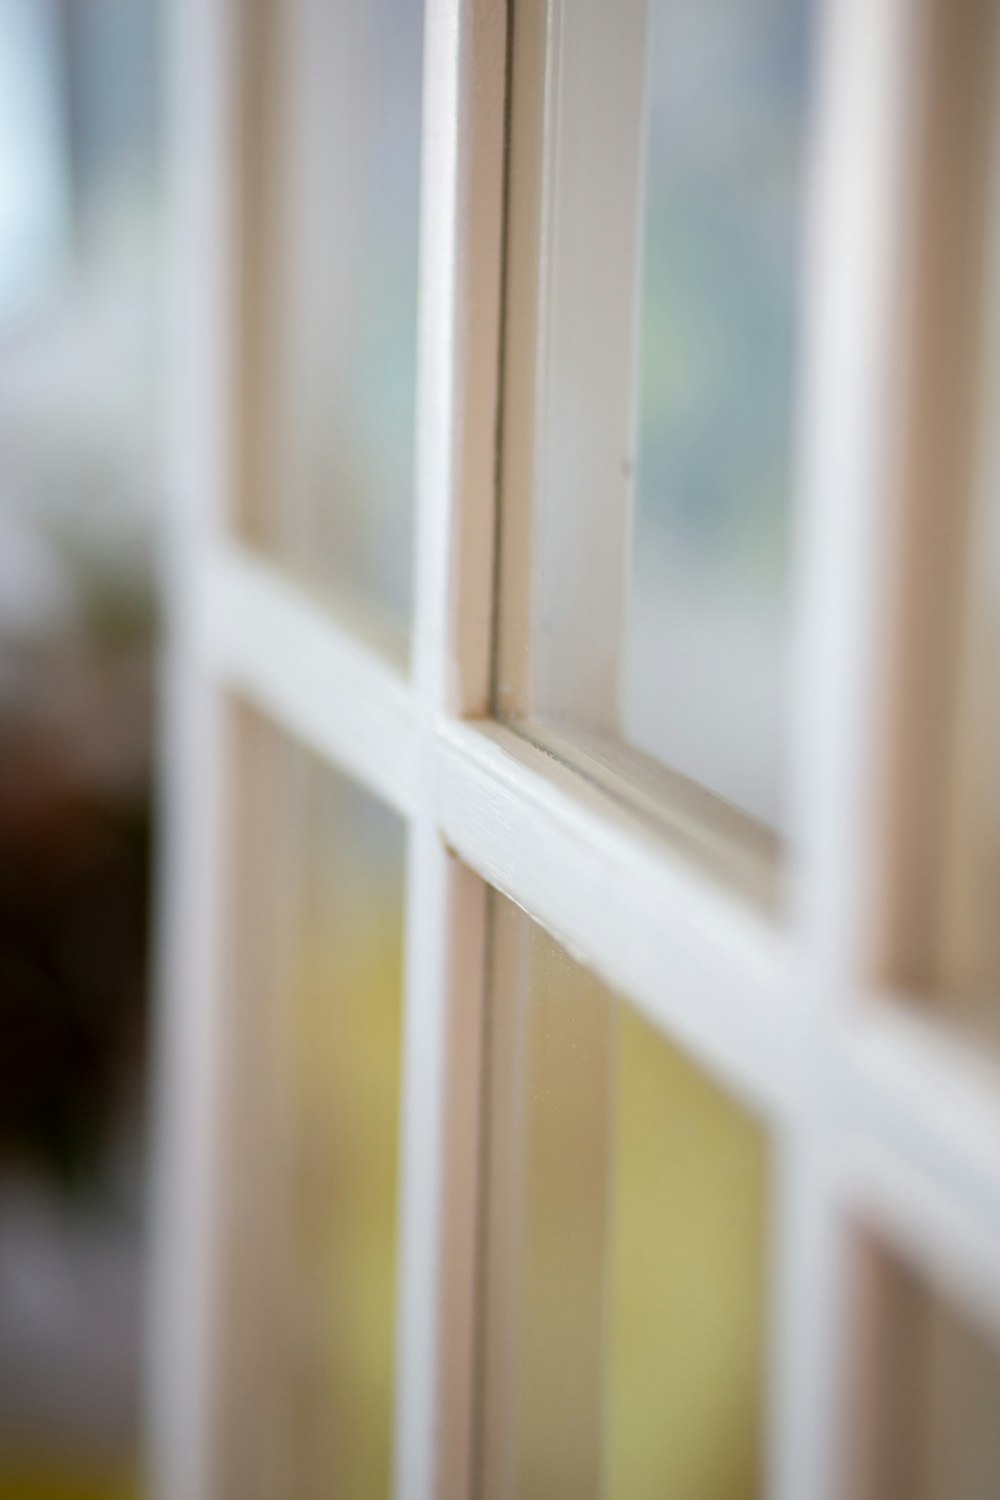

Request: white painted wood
left=411, top=0, right=508, bottom=717
left=432, top=718, right=801, bottom=1120
left=496, top=0, right=650, bottom=730
left=396, top=3, right=509, bottom=1499
left=395, top=829, right=488, bottom=1500
left=157, top=538, right=1000, bottom=1239
left=773, top=1, right=923, bottom=1491
left=146, top=0, right=240, bottom=1495
left=787, top=0, right=920, bottom=984
left=156, top=531, right=1000, bottom=1498
left=837, top=1004, right=1000, bottom=1253
left=147, top=687, right=232, bottom=1500
left=203, top=546, right=419, bottom=818
left=475, top=896, right=534, bottom=1500
left=841, top=1142, right=1000, bottom=1340
left=154, top=0, right=1000, bottom=1492
left=768, top=1130, right=847, bottom=1500
left=515, top=720, right=781, bottom=910
left=780, top=2, right=1000, bottom=1491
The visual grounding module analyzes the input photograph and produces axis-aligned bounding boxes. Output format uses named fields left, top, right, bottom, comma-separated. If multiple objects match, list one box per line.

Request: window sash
left=151, top=5, right=1000, bottom=1500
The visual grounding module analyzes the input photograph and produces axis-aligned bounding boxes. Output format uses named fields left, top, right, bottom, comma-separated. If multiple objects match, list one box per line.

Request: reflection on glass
left=859, top=1248, right=1000, bottom=1500
left=222, top=709, right=405, bottom=1500
left=624, top=0, right=813, bottom=826
left=241, top=0, right=424, bottom=636
left=478, top=892, right=768, bottom=1500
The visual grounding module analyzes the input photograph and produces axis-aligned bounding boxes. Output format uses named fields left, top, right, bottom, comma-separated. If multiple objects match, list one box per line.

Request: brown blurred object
left=0, top=712, right=150, bottom=1186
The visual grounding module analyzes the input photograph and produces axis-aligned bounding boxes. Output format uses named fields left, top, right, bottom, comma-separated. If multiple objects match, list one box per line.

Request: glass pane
left=239, top=0, right=424, bottom=639
left=496, top=0, right=814, bottom=835
left=477, top=892, right=769, bottom=1500
left=934, top=589, right=1000, bottom=1043
left=935, top=352, right=1000, bottom=1045
left=624, top=0, right=813, bottom=825
left=857, top=1247, right=1000, bottom=1500
left=220, top=708, right=405, bottom=1500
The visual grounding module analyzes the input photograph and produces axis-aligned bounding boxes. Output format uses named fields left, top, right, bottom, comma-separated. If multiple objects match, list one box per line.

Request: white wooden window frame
left=149, top=2, right=1000, bottom=1500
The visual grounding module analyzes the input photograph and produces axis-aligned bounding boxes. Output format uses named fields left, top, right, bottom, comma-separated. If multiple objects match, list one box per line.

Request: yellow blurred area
left=482, top=893, right=768, bottom=1499
left=218, top=717, right=405, bottom=1500
left=225, top=720, right=770, bottom=1498
left=606, top=1006, right=767, bottom=1500
left=0, top=1463, right=137, bottom=1500
left=295, top=899, right=403, bottom=1500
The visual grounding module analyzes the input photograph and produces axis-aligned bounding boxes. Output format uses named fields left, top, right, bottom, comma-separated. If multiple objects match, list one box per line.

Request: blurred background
left=0, top=1, right=160, bottom=1495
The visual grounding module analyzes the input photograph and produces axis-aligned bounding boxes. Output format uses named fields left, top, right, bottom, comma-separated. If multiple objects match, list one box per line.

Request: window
left=152, top=2, right=1000, bottom=1499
